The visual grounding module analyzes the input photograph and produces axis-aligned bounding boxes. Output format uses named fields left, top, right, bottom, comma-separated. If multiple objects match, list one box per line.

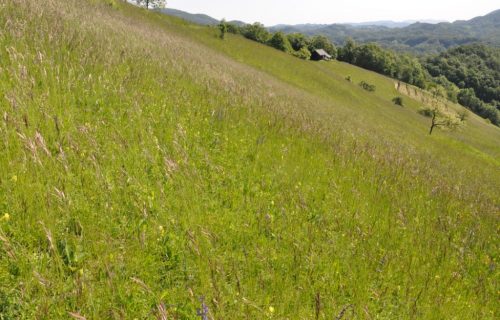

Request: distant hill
left=346, top=20, right=445, bottom=28
left=160, top=8, right=499, bottom=53
left=158, top=8, right=246, bottom=26
left=158, top=8, right=219, bottom=25
left=271, top=10, right=500, bottom=53
left=161, top=9, right=442, bottom=30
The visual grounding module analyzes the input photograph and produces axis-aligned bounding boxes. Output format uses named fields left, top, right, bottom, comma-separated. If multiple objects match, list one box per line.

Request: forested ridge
left=271, top=9, right=500, bottom=54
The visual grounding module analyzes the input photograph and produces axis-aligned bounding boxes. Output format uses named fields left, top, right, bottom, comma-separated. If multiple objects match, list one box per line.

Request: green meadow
left=0, top=0, right=498, bottom=318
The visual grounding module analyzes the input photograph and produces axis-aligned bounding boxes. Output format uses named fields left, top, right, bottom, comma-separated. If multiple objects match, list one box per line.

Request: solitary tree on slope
left=422, top=91, right=464, bottom=135
left=218, top=19, right=228, bottom=40
left=136, top=0, right=166, bottom=9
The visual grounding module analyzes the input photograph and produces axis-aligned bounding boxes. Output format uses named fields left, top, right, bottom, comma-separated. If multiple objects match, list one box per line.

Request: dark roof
left=314, top=49, right=332, bottom=58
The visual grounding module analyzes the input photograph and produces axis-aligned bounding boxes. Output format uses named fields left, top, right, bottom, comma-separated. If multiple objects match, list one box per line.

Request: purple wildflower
left=196, top=296, right=209, bottom=320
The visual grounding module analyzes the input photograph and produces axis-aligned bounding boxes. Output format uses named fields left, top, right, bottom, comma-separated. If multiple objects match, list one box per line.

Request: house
left=311, top=49, right=332, bottom=61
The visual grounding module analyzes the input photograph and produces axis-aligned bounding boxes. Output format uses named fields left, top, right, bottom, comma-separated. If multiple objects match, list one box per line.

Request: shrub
left=268, top=32, right=292, bottom=53
left=218, top=20, right=228, bottom=40
left=392, top=96, right=404, bottom=106
left=458, top=110, right=469, bottom=121
left=241, top=23, right=270, bottom=44
left=104, top=0, right=119, bottom=8
left=226, top=23, right=241, bottom=34
left=359, top=81, right=376, bottom=92
left=292, top=47, right=311, bottom=60
left=287, top=33, right=310, bottom=51
left=345, top=75, right=352, bottom=82
left=418, top=107, right=433, bottom=117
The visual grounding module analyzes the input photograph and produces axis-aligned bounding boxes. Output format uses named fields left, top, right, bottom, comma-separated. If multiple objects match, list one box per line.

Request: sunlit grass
left=0, top=0, right=498, bottom=319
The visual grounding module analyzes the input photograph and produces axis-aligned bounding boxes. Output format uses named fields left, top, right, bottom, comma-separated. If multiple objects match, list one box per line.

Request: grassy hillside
left=0, top=0, right=498, bottom=319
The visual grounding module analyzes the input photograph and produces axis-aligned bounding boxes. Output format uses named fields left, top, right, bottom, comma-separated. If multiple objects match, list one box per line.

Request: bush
left=359, top=81, right=376, bottom=92
left=104, top=0, right=119, bottom=8
left=268, top=32, right=292, bottom=53
left=226, top=23, right=241, bottom=34
left=418, top=107, right=433, bottom=117
left=345, top=75, right=352, bottom=82
left=218, top=20, right=228, bottom=40
left=392, top=96, right=404, bottom=106
left=458, top=110, right=469, bottom=121
left=241, top=23, right=270, bottom=43
left=287, top=33, right=310, bottom=51
left=292, top=47, right=311, bottom=60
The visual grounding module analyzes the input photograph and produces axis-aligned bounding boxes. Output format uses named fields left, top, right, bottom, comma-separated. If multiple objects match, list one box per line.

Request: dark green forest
left=424, top=44, right=500, bottom=123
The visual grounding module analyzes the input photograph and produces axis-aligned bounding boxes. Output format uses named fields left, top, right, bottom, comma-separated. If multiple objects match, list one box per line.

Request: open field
left=0, top=0, right=498, bottom=318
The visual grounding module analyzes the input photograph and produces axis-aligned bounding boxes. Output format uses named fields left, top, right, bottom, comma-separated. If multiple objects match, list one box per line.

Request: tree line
left=221, top=21, right=426, bottom=88
left=221, top=21, right=337, bottom=61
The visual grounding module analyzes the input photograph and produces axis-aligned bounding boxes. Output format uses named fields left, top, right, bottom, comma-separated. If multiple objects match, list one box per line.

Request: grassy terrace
left=0, top=0, right=498, bottom=318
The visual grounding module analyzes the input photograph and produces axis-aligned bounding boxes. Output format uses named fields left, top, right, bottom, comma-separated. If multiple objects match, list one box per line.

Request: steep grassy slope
left=0, top=0, right=498, bottom=319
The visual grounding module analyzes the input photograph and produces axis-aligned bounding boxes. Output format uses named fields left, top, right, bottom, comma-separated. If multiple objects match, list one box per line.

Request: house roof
left=314, top=49, right=332, bottom=58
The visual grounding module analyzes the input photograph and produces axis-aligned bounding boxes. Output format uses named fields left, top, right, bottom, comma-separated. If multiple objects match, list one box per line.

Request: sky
left=166, top=0, right=499, bottom=26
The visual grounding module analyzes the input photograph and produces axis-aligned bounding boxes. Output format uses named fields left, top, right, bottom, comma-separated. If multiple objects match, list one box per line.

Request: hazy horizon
left=166, top=0, right=499, bottom=26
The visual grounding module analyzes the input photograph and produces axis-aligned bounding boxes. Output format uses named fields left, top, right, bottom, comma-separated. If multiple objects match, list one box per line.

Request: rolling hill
left=158, top=8, right=246, bottom=27
left=159, top=8, right=219, bottom=26
left=0, top=0, right=498, bottom=319
left=271, top=9, right=500, bottom=53
left=158, top=7, right=499, bottom=53
left=346, top=20, right=446, bottom=28
left=158, top=8, right=443, bottom=29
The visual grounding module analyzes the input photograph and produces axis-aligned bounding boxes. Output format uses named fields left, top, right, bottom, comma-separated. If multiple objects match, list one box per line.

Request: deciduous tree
left=287, top=33, right=310, bottom=51
left=136, top=0, right=166, bottom=9
left=420, top=92, right=465, bottom=134
left=268, top=32, right=292, bottom=53
left=241, top=23, right=270, bottom=44
left=218, top=19, right=228, bottom=40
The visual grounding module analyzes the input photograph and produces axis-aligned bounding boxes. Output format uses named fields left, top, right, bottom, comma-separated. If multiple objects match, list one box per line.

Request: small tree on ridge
left=420, top=91, right=464, bottom=135
left=218, top=19, right=228, bottom=39
left=136, top=0, right=166, bottom=9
